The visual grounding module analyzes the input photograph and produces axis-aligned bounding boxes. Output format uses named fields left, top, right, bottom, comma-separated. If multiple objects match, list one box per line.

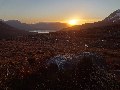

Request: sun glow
left=68, top=19, right=79, bottom=26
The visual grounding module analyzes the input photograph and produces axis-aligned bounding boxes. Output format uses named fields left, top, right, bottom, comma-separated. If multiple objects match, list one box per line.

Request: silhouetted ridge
left=5, top=20, right=33, bottom=30
left=0, top=21, right=28, bottom=39
left=5, top=20, right=68, bottom=31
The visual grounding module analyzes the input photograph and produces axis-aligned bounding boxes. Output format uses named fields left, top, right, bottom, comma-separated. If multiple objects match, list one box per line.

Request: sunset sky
left=0, top=0, right=120, bottom=24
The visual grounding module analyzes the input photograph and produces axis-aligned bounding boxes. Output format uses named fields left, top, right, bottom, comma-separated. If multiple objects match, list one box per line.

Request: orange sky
left=0, top=0, right=120, bottom=25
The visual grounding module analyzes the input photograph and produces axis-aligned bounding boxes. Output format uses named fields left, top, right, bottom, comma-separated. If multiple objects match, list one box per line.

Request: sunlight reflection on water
left=30, top=30, right=57, bottom=33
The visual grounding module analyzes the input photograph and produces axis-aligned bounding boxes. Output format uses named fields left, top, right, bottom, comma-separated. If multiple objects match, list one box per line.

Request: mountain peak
left=116, top=9, right=120, bottom=12
left=114, top=9, right=120, bottom=17
left=104, top=9, right=120, bottom=22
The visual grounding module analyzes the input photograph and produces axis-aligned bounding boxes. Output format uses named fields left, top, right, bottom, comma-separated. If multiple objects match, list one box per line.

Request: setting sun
left=68, top=19, right=78, bottom=26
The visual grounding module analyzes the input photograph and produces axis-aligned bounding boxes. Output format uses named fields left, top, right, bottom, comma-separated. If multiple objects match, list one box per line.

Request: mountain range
left=2, top=9, right=120, bottom=32
left=0, top=9, right=120, bottom=39
left=4, top=20, right=68, bottom=31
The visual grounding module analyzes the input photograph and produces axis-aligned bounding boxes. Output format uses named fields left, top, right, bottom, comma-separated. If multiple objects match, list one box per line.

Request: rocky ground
left=0, top=29, right=120, bottom=90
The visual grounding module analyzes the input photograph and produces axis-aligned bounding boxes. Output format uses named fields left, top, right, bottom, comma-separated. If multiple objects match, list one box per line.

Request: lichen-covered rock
left=45, top=52, right=119, bottom=90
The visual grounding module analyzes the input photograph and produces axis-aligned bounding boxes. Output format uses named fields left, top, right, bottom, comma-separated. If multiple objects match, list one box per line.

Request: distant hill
left=4, top=20, right=68, bottom=31
left=63, top=9, right=120, bottom=31
left=29, top=22, right=68, bottom=30
left=0, top=21, right=28, bottom=39
left=5, top=20, right=33, bottom=31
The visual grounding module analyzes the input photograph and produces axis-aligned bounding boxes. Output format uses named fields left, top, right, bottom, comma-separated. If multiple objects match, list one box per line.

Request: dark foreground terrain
left=0, top=24, right=120, bottom=89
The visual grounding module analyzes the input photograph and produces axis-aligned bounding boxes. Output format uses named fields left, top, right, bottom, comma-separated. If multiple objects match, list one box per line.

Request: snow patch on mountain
left=104, top=9, right=120, bottom=22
